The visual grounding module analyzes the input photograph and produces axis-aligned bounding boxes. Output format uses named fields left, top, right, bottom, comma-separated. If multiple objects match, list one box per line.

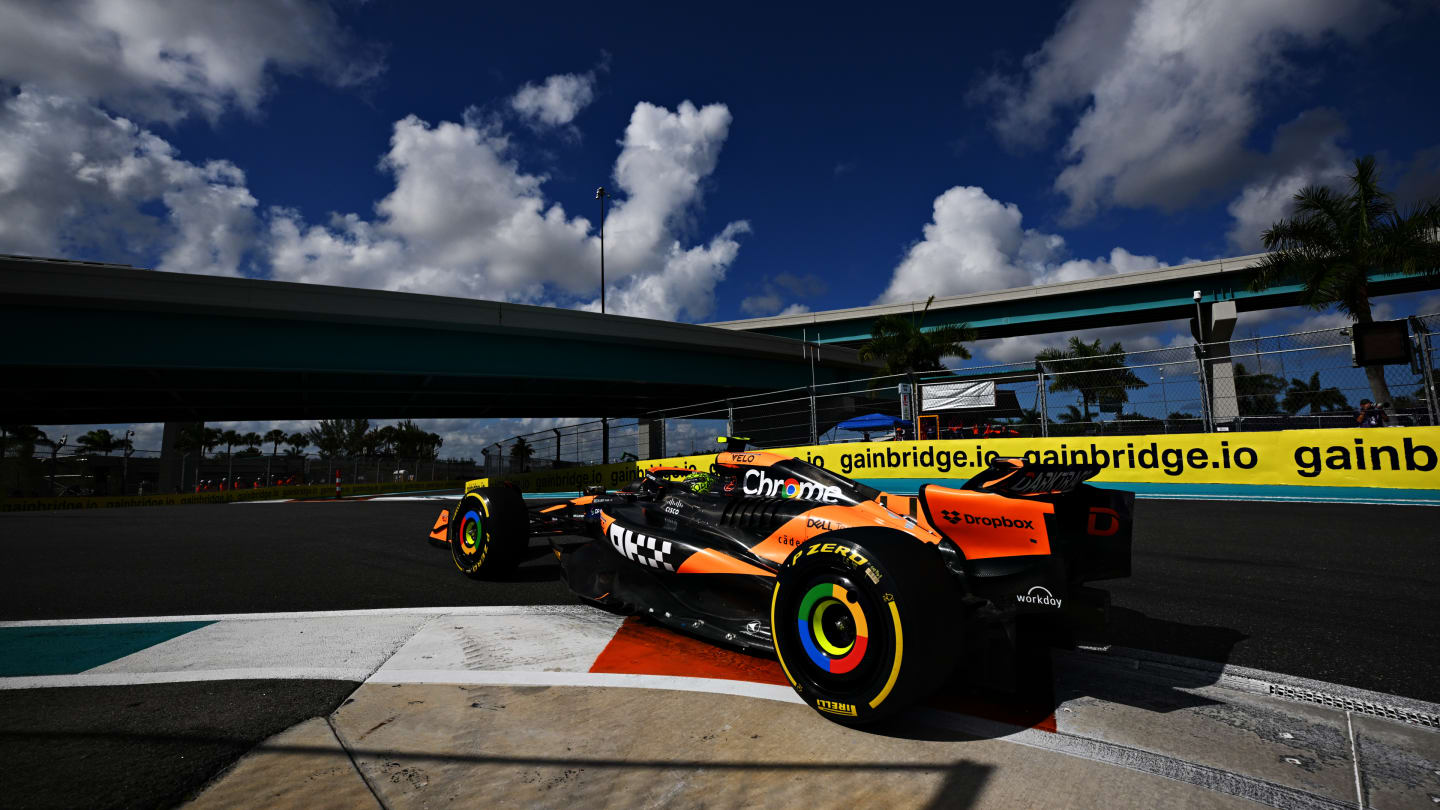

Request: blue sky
left=3, top=0, right=1439, bottom=458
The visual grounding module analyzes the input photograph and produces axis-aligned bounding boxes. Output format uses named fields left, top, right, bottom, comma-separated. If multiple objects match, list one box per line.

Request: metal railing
left=480, top=313, right=1439, bottom=459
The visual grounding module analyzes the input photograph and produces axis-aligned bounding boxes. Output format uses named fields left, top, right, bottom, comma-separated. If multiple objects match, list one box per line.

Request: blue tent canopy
left=836, top=413, right=913, bottom=432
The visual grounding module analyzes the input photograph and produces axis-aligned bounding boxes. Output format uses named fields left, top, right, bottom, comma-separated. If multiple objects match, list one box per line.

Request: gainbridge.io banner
left=473, top=427, right=1440, bottom=493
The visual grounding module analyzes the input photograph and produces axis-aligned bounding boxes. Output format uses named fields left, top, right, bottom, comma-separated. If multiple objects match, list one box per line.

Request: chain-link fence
left=479, top=312, right=1440, bottom=457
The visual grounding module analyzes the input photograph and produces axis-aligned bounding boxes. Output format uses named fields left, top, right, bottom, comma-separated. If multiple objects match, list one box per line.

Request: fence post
left=1037, top=370, right=1049, bottom=437
left=809, top=386, right=818, bottom=445
left=726, top=402, right=734, bottom=438
left=1194, top=344, right=1213, bottom=433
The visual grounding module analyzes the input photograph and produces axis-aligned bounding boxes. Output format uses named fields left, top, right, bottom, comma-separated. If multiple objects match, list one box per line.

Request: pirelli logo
left=815, top=699, right=857, bottom=716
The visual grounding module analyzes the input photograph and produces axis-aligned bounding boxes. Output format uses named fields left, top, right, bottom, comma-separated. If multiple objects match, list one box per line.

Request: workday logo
left=1015, top=586, right=1062, bottom=609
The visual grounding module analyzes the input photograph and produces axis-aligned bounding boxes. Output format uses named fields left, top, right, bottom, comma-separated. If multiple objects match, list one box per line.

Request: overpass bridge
left=0, top=255, right=874, bottom=426
left=707, top=252, right=1438, bottom=344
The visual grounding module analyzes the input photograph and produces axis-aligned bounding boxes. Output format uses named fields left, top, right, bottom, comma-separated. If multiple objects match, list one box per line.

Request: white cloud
left=270, top=100, right=746, bottom=322
left=0, top=89, right=257, bottom=273
left=0, top=0, right=381, bottom=125
left=981, top=0, right=1390, bottom=222
left=511, top=72, right=597, bottom=128
left=973, top=320, right=1186, bottom=366
left=876, top=185, right=1164, bottom=303
left=739, top=273, right=826, bottom=317
left=1225, top=108, right=1352, bottom=252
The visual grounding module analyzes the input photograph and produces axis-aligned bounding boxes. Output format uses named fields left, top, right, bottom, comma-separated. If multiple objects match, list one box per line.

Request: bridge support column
left=158, top=421, right=199, bottom=493
left=636, top=419, right=666, bottom=461
left=1191, top=301, right=1239, bottom=427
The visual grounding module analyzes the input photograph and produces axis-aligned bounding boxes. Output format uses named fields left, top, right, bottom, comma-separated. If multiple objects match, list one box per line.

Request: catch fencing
left=480, top=314, right=1439, bottom=463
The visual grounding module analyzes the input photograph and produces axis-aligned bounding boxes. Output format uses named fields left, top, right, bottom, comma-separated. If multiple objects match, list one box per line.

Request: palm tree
left=1036, top=338, right=1148, bottom=421
left=857, top=296, right=975, bottom=374
left=510, top=437, right=534, bottom=472
left=264, top=428, right=287, bottom=485
left=1282, top=373, right=1349, bottom=415
left=219, top=429, right=241, bottom=489
left=76, top=429, right=117, bottom=455
left=1249, top=156, right=1440, bottom=403
left=1232, top=363, right=1286, bottom=416
left=1056, top=404, right=1087, bottom=423
left=284, top=433, right=310, bottom=457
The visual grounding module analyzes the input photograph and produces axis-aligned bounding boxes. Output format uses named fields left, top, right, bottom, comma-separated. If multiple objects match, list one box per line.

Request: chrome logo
left=781, top=478, right=801, bottom=498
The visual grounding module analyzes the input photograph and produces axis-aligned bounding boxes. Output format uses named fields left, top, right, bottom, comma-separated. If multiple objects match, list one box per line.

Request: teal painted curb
left=0, top=621, right=214, bottom=676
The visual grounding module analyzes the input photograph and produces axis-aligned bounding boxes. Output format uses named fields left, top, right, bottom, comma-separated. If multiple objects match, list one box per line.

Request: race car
left=436, top=438, right=1133, bottom=725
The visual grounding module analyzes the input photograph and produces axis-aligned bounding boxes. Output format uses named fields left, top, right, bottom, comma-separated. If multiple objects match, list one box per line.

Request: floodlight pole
left=596, top=187, right=609, bottom=315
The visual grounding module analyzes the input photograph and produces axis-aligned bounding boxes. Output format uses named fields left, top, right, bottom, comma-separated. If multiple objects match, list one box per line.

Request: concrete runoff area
left=3, top=607, right=1436, bottom=809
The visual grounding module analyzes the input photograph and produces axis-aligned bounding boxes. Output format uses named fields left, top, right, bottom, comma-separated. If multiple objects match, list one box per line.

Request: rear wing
left=962, top=457, right=1130, bottom=581
left=961, top=457, right=1100, bottom=497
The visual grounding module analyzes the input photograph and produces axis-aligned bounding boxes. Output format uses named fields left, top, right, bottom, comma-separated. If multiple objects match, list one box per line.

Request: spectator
left=1355, top=399, right=1388, bottom=428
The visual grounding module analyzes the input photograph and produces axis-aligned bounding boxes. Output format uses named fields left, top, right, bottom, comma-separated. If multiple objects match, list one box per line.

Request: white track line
left=367, top=669, right=804, bottom=704
left=0, top=667, right=374, bottom=690
left=0, top=605, right=595, bottom=628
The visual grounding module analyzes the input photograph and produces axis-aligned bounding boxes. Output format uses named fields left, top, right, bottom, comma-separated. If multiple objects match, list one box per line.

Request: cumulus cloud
left=1225, top=108, right=1352, bottom=252
left=979, top=0, right=1391, bottom=221
left=740, top=273, right=827, bottom=317
left=271, top=100, right=747, bottom=322
left=974, top=320, right=1188, bottom=366
left=511, top=72, right=597, bottom=128
left=876, top=185, right=1165, bottom=303
left=0, top=89, right=257, bottom=274
left=0, top=0, right=382, bottom=125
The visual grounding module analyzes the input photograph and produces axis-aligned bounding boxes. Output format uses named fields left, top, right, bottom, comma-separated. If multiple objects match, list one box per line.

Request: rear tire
left=450, top=486, right=530, bottom=578
left=771, top=528, right=963, bottom=726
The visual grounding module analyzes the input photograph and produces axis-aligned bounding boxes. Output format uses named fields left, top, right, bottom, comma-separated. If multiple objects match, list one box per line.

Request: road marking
left=0, top=666, right=374, bottom=690
left=0, top=605, right=595, bottom=628
left=367, top=669, right=805, bottom=703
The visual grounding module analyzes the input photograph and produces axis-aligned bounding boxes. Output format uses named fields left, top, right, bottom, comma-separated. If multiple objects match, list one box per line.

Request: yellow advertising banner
left=473, top=427, right=1440, bottom=493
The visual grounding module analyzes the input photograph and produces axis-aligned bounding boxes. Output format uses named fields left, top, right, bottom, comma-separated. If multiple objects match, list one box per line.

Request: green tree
left=285, top=432, right=311, bottom=457
left=857, top=296, right=974, bottom=374
left=1036, top=338, right=1148, bottom=421
left=220, top=429, right=242, bottom=488
left=1232, top=363, right=1286, bottom=416
left=1249, top=156, right=1440, bottom=403
left=1282, top=373, right=1349, bottom=415
left=306, top=420, right=351, bottom=459
left=76, top=429, right=117, bottom=455
left=509, top=437, right=534, bottom=472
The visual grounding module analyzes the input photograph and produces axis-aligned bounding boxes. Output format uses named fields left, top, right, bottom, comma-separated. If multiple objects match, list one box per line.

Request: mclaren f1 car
left=436, top=439, right=1133, bottom=725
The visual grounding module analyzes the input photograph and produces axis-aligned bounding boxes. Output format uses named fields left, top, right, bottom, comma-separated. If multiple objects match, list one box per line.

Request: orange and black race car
left=437, top=438, right=1132, bottom=725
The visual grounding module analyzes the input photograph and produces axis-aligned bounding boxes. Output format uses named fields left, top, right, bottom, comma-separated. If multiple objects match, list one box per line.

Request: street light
left=123, top=429, right=135, bottom=495
left=596, top=187, right=609, bottom=314
left=49, top=434, right=67, bottom=495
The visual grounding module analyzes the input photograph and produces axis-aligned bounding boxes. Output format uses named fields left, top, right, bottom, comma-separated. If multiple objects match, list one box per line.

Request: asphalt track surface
left=1, top=498, right=1436, bottom=703
left=1, top=497, right=1437, bottom=808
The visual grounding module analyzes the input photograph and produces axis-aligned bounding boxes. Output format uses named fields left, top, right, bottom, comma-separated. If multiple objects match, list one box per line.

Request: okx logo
left=608, top=523, right=675, bottom=571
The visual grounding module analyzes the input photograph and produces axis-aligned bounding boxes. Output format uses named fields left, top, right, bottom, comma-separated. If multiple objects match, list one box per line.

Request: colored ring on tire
left=461, top=510, right=482, bottom=551
left=797, top=583, right=869, bottom=674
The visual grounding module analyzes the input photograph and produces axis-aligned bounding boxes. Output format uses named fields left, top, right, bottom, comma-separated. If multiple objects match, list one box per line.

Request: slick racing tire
left=450, top=486, right=529, bottom=579
left=771, top=528, right=962, bottom=726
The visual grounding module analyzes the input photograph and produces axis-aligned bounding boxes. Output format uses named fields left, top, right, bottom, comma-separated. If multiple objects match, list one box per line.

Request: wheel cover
left=460, top=509, right=483, bottom=554
left=797, top=582, right=869, bottom=675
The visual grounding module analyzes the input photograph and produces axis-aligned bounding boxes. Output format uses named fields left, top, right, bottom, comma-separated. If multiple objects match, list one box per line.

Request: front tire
left=450, top=486, right=529, bottom=578
left=770, top=528, right=963, bottom=726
